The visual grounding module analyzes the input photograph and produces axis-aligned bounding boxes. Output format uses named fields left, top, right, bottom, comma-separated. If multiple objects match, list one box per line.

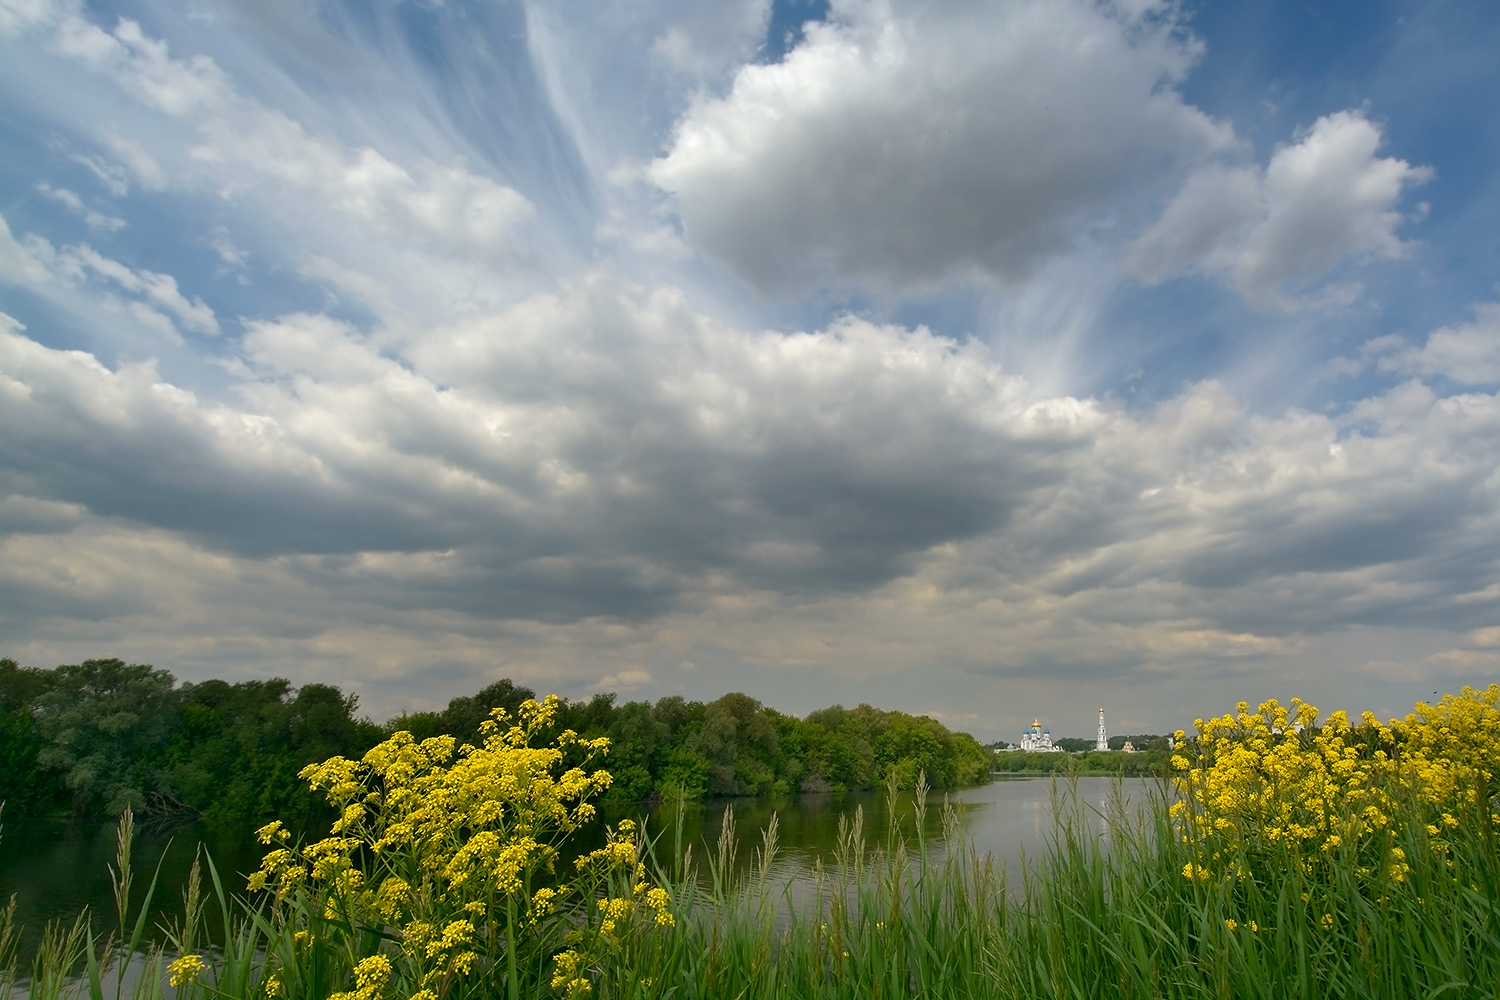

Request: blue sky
left=2, top=0, right=1498, bottom=740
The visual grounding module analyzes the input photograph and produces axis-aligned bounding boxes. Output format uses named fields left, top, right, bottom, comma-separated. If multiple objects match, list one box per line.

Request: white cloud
left=337, top=152, right=534, bottom=258
left=649, top=1, right=770, bottom=77
left=4, top=276, right=1500, bottom=720
left=1123, top=165, right=1261, bottom=284
left=649, top=0, right=1228, bottom=294
left=209, top=226, right=248, bottom=269
left=186, top=86, right=534, bottom=262
left=0, top=213, right=55, bottom=285
left=0, top=212, right=217, bottom=337
left=99, top=133, right=168, bottom=192
left=4, top=281, right=1499, bottom=644
left=50, top=11, right=230, bottom=116
left=597, top=667, right=653, bottom=689
left=526, top=0, right=773, bottom=176
left=64, top=245, right=220, bottom=335
left=35, top=182, right=126, bottom=232
left=1128, top=111, right=1431, bottom=308
left=0, top=0, right=66, bottom=36
left=2, top=0, right=1495, bottom=726
left=8, top=7, right=534, bottom=264
left=1375, top=302, right=1500, bottom=385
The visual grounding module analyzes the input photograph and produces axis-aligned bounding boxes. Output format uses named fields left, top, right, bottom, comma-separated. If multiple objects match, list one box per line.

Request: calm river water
left=1, top=776, right=1150, bottom=963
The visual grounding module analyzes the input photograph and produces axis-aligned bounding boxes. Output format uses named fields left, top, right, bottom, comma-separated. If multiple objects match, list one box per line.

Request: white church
left=1018, top=718, right=1060, bottom=752
left=1010, top=707, right=1113, bottom=752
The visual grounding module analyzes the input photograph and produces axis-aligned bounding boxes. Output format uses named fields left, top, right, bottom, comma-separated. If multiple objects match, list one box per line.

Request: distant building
left=1019, top=718, right=1062, bottom=752
left=1096, top=708, right=1108, bottom=752
left=1122, top=739, right=1136, bottom=753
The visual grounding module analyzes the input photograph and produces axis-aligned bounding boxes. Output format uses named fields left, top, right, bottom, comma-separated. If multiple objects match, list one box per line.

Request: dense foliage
left=396, top=684, right=992, bottom=801
left=0, top=658, right=991, bottom=826
left=0, top=657, right=404, bottom=826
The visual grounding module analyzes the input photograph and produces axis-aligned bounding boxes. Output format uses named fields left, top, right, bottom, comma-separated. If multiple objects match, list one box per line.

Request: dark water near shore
left=1, top=776, right=1150, bottom=964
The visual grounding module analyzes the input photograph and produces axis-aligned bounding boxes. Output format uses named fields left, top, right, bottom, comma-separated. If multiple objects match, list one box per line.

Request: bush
left=247, top=694, right=675, bottom=1000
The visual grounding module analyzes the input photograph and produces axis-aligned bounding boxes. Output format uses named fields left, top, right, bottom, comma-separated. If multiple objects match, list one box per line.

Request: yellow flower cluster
left=168, top=954, right=207, bottom=988
left=1172, top=685, right=1500, bottom=887
left=328, top=955, right=394, bottom=1000
left=550, top=948, right=592, bottom=999
left=248, top=695, right=675, bottom=999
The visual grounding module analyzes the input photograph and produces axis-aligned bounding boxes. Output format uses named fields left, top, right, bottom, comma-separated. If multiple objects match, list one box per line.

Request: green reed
left=610, top=772, right=1500, bottom=1000
left=4, top=770, right=1498, bottom=999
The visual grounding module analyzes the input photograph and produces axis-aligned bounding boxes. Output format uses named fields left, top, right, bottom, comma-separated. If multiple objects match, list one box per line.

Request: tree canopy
left=0, top=656, right=991, bottom=826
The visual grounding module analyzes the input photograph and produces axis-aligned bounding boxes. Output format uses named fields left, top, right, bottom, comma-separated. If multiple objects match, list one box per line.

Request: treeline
left=1051, top=734, right=1174, bottom=753
left=991, top=749, right=1168, bottom=776
left=0, top=658, right=991, bottom=828
left=0, top=658, right=384, bottom=829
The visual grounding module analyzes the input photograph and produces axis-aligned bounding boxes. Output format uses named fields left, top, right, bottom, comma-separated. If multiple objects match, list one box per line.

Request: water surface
left=1, top=776, right=1150, bottom=963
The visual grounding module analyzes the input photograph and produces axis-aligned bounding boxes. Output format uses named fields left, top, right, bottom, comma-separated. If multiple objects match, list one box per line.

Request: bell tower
left=1096, top=707, right=1108, bottom=752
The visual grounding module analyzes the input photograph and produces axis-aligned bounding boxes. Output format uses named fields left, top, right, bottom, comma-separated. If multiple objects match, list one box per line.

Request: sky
left=2, top=0, right=1498, bottom=742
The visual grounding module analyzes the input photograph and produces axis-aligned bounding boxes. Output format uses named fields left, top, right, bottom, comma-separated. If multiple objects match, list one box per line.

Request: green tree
left=0, top=658, right=64, bottom=814
left=154, top=677, right=382, bottom=829
left=602, top=700, right=669, bottom=801
left=33, top=658, right=180, bottom=815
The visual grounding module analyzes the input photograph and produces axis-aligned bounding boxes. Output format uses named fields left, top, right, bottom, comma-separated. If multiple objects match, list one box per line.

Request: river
left=1, top=775, right=1152, bottom=968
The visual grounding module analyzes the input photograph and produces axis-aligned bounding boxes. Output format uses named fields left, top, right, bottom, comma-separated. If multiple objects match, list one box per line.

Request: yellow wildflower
left=245, top=694, right=676, bottom=999
left=168, top=954, right=206, bottom=988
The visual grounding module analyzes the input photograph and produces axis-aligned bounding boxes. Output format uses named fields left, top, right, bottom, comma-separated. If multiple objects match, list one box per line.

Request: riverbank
left=3, top=687, right=1498, bottom=999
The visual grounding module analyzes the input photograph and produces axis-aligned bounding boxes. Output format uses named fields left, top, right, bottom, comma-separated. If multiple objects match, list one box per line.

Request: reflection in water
left=1, top=777, right=1152, bottom=965
left=0, top=817, right=271, bottom=964
left=595, top=775, right=1152, bottom=896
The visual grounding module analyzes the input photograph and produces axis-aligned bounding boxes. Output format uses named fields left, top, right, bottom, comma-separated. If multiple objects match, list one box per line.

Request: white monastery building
left=1019, top=719, right=1062, bottom=752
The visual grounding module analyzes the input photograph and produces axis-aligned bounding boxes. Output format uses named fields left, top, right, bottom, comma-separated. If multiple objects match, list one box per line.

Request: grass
left=629, top=773, right=1500, bottom=1000
left=3, top=772, right=1498, bottom=998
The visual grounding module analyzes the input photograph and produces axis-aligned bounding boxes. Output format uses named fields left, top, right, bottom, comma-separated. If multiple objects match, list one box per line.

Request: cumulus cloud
left=4, top=273, right=1500, bottom=721
left=597, top=667, right=653, bottom=689
left=527, top=0, right=773, bottom=163
left=1373, top=302, right=1500, bottom=385
left=5, top=281, right=1500, bottom=649
left=50, top=12, right=230, bottom=116
left=650, top=0, right=1228, bottom=294
left=3, top=0, right=1495, bottom=726
left=1128, top=110, right=1432, bottom=308
left=2, top=281, right=1060, bottom=610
